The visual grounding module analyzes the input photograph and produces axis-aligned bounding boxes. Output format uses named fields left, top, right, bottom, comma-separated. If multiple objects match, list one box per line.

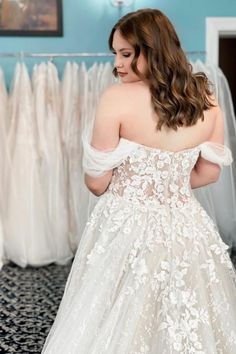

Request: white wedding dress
left=5, top=63, right=55, bottom=267
left=42, top=138, right=236, bottom=354
left=191, top=61, right=236, bottom=246
left=0, top=68, right=8, bottom=269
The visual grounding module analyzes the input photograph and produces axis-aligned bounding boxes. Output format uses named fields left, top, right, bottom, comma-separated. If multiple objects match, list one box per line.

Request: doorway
left=219, top=37, right=236, bottom=115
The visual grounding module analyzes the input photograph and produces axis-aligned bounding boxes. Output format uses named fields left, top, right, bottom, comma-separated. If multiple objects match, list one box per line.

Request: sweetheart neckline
left=120, top=138, right=202, bottom=154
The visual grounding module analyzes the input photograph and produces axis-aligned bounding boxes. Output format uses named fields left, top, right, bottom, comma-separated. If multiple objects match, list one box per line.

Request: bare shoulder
left=207, top=94, right=222, bottom=115
left=95, top=83, right=136, bottom=120
left=102, top=82, right=133, bottom=96
left=203, top=94, right=224, bottom=143
left=98, top=84, right=129, bottom=110
left=98, top=82, right=148, bottom=118
left=101, top=83, right=123, bottom=96
left=101, top=82, right=145, bottom=99
left=96, top=84, right=123, bottom=116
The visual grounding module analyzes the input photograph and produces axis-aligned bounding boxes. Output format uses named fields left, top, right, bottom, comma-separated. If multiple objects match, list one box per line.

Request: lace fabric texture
left=107, top=146, right=200, bottom=208
left=42, top=142, right=236, bottom=354
left=82, top=138, right=233, bottom=177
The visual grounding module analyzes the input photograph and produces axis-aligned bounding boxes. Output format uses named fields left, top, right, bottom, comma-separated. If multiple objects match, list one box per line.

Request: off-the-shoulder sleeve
left=82, top=136, right=137, bottom=177
left=199, top=141, right=233, bottom=168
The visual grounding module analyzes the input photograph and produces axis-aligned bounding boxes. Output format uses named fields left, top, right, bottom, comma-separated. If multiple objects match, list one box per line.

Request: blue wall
left=0, top=0, right=236, bottom=85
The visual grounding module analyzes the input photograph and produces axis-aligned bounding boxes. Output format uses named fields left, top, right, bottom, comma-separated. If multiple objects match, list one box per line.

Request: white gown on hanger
left=192, top=61, right=236, bottom=246
left=76, top=62, right=115, bottom=245
left=61, top=61, right=81, bottom=251
left=5, top=63, right=54, bottom=267
left=42, top=138, right=236, bottom=354
left=0, top=68, right=8, bottom=269
left=32, top=62, right=73, bottom=264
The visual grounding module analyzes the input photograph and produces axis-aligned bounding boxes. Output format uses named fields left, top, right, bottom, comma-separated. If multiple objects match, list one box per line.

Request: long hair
left=108, top=8, right=214, bottom=131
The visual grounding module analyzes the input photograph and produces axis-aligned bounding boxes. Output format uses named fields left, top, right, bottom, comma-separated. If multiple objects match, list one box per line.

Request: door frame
left=206, top=17, right=236, bottom=66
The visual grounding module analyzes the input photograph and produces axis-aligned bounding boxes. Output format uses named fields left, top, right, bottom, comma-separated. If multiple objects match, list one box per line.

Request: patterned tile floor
left=0, top=260, right=73, bottom=353
left=1, top=249, right=236, bottom=354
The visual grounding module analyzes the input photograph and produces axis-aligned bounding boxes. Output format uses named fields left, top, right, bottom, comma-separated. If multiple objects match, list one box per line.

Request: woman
left=42, top=8, right=236, bottom=353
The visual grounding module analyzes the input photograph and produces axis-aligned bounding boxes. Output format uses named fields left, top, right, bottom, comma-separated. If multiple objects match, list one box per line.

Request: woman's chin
left=119, top=77, right=141, bottom=84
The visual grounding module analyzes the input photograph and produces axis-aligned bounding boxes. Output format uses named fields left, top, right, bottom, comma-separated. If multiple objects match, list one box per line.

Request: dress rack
left=0, top=51, right=206, bottom=58
left=0, top=52, right=114, bottom=58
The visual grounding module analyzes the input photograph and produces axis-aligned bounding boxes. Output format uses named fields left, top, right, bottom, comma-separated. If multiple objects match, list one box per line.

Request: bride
left=42, top=8, right=236, bottom=353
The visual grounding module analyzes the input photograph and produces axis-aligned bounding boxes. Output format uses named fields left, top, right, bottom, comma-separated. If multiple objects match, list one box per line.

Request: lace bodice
left=108, top=146, right=200, bottom=207
left=83, top=137, right=233, bottom=207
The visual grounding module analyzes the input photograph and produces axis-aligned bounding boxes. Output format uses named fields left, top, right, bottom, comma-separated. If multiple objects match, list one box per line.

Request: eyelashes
left=112, top=51, right=132, bottom=58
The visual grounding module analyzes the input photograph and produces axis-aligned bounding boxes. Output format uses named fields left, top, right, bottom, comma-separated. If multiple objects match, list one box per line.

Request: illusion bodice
left=108, top=145, right=200, bottom=207
left=82, top=136, right=233, bottom=207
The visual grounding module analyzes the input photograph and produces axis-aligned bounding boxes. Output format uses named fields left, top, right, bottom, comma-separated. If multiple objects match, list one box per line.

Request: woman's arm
left=84, top=171, right=113, bottom=196
left=190, top=103, right=224, bottom=189
left=84, top=85, right=121, bottom=196
left=190, top=159, right=221, bottom=189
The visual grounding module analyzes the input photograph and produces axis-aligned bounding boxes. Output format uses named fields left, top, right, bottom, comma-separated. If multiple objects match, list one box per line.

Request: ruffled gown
left=42, top=138, right=236, bottom=354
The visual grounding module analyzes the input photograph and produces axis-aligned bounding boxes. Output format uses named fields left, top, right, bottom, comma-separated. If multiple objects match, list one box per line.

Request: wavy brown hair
left=108, top=8, right=215, bottom=131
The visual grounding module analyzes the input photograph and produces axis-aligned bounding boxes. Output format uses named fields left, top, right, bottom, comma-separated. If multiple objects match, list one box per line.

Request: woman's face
left=112, top=29, right=147, bottom=83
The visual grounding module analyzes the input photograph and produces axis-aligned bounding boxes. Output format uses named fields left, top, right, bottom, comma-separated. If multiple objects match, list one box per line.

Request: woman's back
left=117, top=81, right=217, bottom=152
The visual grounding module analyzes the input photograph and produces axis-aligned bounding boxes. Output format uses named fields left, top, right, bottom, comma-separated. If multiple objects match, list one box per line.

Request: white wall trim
left=206, top=17, right=236, bottom=66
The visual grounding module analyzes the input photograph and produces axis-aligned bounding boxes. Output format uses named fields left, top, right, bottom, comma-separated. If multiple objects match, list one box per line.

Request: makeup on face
left=112, top=30, right=147, bottom=83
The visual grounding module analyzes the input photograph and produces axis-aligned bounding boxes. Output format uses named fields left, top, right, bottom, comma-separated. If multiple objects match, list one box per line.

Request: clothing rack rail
left=0, top=51, right=206, bottom=58
left=0, top=52, right=114, bottom=58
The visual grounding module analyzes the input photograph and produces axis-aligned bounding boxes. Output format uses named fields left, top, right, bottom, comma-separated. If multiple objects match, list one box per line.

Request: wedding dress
left=32, top=62, right=73, bottom=264
left=61, top=61, right=81, bottom=251
left=0, top=68, right=8, bottom=269
left=5, top=63, right=53, bottom=267
left=192, top=61, right=236, bottom=246
left=42, top=138, right=236, bottom=354
left=4, top=62, right=73, bottom=267
left=76, top=63, right=115, bottom=246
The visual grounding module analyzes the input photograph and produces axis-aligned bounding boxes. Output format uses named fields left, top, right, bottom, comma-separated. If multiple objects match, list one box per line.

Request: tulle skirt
left=42, top=193, right=236, bottom=354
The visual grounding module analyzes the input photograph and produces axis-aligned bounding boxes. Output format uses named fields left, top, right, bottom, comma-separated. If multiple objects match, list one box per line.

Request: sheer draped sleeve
left=83, top=139, right=233, bottom=177
left=199, top=141, right=233, bottom=168
left=82, top=136, right=137, bottom=177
